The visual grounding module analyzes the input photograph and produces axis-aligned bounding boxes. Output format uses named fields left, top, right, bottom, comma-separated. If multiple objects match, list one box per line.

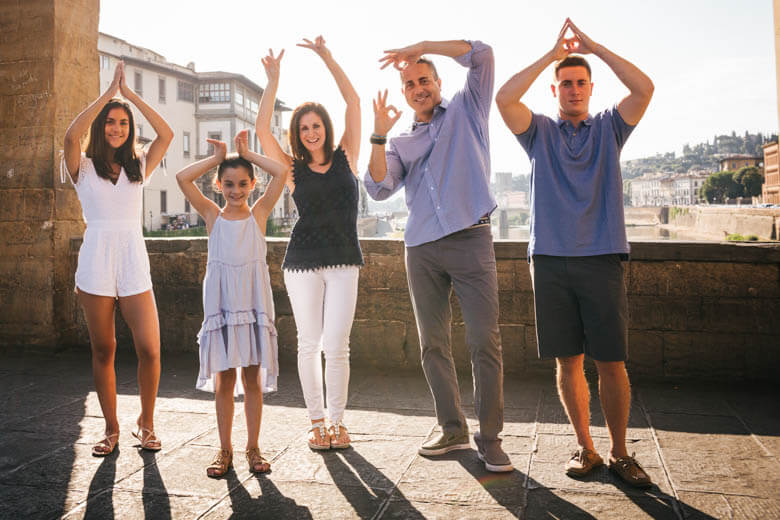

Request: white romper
left=67, top=152, right=153, bottom=298
left=196, top=214, right=279, bottom=394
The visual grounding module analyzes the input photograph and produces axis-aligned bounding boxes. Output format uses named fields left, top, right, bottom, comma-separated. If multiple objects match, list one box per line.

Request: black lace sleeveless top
left=282, top=146, right=364, bottom=271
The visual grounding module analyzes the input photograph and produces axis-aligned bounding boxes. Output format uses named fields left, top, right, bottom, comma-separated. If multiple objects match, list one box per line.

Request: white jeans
left=284, top=266, right=359, bottom=424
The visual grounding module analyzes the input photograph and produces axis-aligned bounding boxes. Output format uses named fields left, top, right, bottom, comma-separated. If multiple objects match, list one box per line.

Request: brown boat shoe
left=565, top=447, right=604, bottom=477
left=609, top=454, right=653, bottom=488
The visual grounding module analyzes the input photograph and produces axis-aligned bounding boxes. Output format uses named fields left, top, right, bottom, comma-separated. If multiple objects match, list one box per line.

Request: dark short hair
left=554, top=55, right=591, bottom=80
left=289, top=102, right=334, bottom=166
left=217, top=155, right=254, bottom=182
left=400, top=57, right=439, bottom=82
left=85, top=98, right=142, bottom=183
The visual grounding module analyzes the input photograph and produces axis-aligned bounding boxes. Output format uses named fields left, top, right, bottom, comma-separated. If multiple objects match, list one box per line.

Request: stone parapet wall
left=62, top=238, right=780, bottom=382
left=666, top=206, right=780, bottom=240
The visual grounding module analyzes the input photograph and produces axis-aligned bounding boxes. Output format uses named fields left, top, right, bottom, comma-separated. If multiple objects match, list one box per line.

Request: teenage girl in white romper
left=63, top=62, right=173, bottom=456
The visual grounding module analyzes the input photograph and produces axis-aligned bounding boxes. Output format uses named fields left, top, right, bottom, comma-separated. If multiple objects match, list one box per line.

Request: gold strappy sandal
left=206, top=449, right=233, bottom=478
left=245, top=447, right=271, bottom=473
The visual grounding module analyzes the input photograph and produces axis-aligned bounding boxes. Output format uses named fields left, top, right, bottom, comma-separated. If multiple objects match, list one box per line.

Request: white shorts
left=75, top=220, right=153, bottom=298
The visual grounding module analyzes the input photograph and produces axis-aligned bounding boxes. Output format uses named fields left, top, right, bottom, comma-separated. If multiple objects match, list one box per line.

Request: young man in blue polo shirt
left=364, top=39, right=511, bottom=473
left=496, top=19, right=654, bottom=487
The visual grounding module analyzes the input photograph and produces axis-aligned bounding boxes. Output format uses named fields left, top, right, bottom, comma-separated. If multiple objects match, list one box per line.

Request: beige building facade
left=98, top=33, right=291, bottom=231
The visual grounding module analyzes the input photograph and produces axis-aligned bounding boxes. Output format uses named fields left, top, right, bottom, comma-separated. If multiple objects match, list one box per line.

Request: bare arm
left=63, top=62, right=123, bottom=182
left=175, top=139, right=224, bottom=231
left=298, top=36, right=361, bottom=174
left=367, top=89, right=402, bottom=184
left=119, top=68, right=174, bottom=177
left=256, top=49, right=292, bottom=170
left=567, top=20, right=654, bottom=125
left=496, top=21, right=570, bottom=134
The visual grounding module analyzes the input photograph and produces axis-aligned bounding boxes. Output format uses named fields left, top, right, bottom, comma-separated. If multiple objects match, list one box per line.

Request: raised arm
left=496, top=21, right=570, bottom=134
left=379, top=40, right=472, bottom=70
left=256, top=49, right=292, bottom=172
left=119, top=67, right=173, bottom=177
left=367, top=89, right=402, bottom=185
left=175, top=139, right=224, bottom=231
left=63, top=62, right=123, bottom=182
left=298, top=36, right=361, bottom=174
left=567, top=20, right=654, bottom=125
left=235, top=130, right=289, bottom=226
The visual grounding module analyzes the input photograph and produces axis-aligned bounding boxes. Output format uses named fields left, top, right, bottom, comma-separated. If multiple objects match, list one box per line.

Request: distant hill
left=621, top=131, right=777, bottom=179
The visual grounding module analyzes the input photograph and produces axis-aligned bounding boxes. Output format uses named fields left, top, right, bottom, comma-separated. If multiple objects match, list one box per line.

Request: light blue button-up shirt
left=515, top=106, right=634, bottom=258
left=364, top=40, right=496, bottom=247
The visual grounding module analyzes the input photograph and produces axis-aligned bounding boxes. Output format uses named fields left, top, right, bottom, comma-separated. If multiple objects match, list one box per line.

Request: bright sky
left=100, top=0, right=778, bottom=178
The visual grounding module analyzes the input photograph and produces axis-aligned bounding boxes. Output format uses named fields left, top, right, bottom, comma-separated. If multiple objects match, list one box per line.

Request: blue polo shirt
left=515, top=106, right=634, bottom=258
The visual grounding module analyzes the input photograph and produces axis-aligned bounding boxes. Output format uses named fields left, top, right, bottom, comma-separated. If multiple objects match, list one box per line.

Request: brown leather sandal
left=92, top=432, right=119, bottom=457
left=245, top=447, right=271, bottom=474
left=206, top=449, right=233, bottom=478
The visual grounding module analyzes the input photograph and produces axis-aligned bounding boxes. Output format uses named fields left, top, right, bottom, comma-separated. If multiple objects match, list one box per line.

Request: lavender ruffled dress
left=196, top=214, right=278, bottom=394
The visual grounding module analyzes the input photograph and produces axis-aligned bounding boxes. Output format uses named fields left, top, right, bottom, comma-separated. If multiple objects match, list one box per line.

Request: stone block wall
left=65, top=237, right=780, bottom=382
left=0, top=0, right=97, bottom=346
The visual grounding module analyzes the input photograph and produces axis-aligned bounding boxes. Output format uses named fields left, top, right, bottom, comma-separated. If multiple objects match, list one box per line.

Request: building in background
left=628, top=171, right=710, bottom=207
left=98, top=33, right=292, bottom=231
left=763, top=141, right=779, bottom=204
left=718, top=154, right=763, bottom=172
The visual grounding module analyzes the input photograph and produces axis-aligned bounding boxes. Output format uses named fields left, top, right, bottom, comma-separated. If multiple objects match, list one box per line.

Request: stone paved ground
left=0, top=347, right=778, bottom=519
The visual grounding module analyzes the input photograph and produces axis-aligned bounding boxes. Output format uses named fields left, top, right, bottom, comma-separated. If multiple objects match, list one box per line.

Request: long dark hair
left=289, top=102, right=334, bottom=166
left=85, top=99, right=143, bottom=183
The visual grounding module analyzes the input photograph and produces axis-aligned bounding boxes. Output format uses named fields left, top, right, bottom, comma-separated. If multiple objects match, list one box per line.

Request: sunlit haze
left=99, top=0, right=778, bottom=178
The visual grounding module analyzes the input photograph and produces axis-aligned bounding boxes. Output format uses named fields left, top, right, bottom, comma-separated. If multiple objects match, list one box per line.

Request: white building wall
left=98, top=33, right=288, bottom=231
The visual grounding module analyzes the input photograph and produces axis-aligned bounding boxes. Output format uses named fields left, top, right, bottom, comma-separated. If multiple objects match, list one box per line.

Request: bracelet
left=370, top=133, right=387, bottom=145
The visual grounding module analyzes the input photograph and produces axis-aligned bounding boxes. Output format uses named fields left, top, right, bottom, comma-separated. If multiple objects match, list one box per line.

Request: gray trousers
left=405, top=225, right=504, bottom=439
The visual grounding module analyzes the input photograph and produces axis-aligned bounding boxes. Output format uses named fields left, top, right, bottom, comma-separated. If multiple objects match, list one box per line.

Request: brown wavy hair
left=289, top=102, right=334, bottom=166
left=85, top=99, right=143, bottom=183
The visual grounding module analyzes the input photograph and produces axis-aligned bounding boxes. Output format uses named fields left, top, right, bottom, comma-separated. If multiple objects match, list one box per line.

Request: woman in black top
left=256, top=36, right=362, bottom=451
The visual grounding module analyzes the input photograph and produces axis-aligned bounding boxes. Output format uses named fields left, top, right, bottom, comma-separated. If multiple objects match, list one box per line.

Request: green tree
left=701, top=171, right=742, bottom=203
left=734, top=166, right=764, bottom=197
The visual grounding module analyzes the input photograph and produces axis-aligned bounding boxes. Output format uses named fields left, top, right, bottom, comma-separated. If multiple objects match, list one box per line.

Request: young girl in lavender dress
left=176, top=130, right=287, bottom=477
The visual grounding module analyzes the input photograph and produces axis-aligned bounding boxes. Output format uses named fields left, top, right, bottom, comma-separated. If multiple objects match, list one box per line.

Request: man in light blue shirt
left=496, top=19, right=654, bottom=488
left=365, top=39, right=510, bottom=472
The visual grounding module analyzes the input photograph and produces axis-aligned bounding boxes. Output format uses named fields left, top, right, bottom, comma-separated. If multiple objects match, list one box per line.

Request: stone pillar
left=0, top=0, right=99, bottom=346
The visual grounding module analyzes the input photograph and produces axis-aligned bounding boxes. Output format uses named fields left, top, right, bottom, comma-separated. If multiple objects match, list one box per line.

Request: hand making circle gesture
left=373, top=89, right=402, bottom=136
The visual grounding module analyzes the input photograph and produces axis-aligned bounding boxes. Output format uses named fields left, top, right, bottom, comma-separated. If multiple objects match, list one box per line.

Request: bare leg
left=241, top=365, right=270, bottom=472
left=79, top=290, right=120, bottom=443
left=594, top=360, right=631, bottom=460
left=118, top=290, right=161, bottom=443
left=214, top=369, right=237, bottom=451
left=556, top=354, right=594, bottom=451
left=241, top=365, right=263, bottom=451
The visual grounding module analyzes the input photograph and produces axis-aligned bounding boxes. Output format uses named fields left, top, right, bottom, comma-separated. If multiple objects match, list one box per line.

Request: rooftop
left=1, top=347, right=777, bottom=519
